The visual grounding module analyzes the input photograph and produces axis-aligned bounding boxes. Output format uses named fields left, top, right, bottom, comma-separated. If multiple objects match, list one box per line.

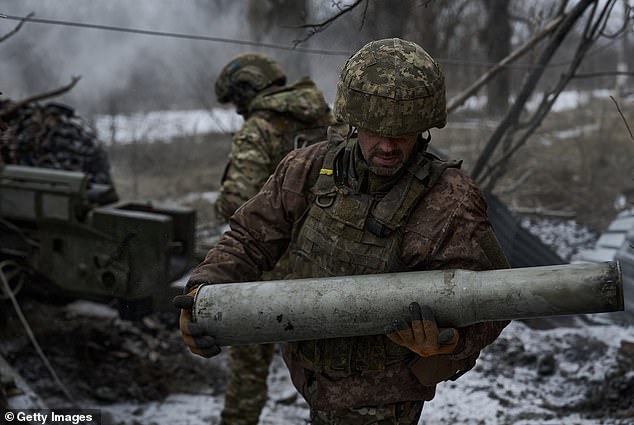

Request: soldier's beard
left=367, top=148, right=405, bottom=176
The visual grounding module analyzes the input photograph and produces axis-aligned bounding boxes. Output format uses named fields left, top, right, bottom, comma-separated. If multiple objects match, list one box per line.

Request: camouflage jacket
left=214, top=77, right=332, bottom=220
left=191, top=135, right=509, bottom=409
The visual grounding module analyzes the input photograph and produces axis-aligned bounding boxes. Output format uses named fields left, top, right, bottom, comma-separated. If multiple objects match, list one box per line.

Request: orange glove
left=385, top=302, right=460, bottom=357
left=173, top=288, right=221, bottom=358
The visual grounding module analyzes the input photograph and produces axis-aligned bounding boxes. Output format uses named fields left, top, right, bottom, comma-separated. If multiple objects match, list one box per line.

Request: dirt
left=2, top=295, right=633, bottom=424
left=475, top=324, right=634, bottom=421
left=0, top=297, right=227, bottom=408
left=2, top=98, right=633, bottom=423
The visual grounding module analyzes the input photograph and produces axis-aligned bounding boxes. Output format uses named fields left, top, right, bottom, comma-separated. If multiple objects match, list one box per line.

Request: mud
left=2, top=295, right=633, bottom=424
left=0, top=297, right=227, bottom=408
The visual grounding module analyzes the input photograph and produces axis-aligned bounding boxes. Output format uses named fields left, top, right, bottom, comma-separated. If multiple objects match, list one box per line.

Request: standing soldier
left=178, top=39, right=509, bottom=424
left=212, top=53, right=332, bottom=425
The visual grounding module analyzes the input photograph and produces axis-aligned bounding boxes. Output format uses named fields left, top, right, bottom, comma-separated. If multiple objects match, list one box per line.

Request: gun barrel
left=193, top=261, right=624, bottom=346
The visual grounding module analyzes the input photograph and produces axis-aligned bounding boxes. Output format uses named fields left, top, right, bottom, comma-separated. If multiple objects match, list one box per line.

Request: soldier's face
left=358, top=129, right=418, bottom=176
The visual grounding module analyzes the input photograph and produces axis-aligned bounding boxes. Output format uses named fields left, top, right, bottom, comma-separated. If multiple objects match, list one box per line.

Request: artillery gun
left=0, top=164, right=196, bottom=319
left=0, top=100, right=196, bottom=319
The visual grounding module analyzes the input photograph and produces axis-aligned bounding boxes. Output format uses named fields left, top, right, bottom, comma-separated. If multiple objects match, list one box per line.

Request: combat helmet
left=215, top=53, right=287, bottom=108
left=333, top=38, right=447, bottom=137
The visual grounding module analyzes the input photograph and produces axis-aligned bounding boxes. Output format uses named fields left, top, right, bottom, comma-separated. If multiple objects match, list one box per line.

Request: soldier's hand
left=384, top=302, right=459, bottom=357
left=173, top=288, right=221, bottom=358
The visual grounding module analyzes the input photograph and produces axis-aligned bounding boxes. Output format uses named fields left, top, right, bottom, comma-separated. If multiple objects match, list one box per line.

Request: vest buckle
left=366, top=215, right=392, bottom=237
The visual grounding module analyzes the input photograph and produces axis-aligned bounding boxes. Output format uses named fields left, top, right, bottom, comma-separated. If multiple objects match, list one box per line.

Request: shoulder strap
left=368, top=152, right=462, bottom=237
left=310, top=129, right=352, bottom=196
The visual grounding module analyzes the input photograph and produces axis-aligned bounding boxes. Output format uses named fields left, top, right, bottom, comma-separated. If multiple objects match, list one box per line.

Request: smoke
left=0, top=0, right=250, bottom=114
left=0, top=0, right=400, bottom=117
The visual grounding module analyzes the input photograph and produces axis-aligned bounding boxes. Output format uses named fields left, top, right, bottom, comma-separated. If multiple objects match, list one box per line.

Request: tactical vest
left=263, top=111, right=331, bottom=163
left=286, top=136, right=461, bottom=375
left=218, top=110, right=331, bottom=191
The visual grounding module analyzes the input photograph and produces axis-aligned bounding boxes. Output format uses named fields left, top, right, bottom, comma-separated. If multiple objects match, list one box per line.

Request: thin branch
left=508, top=13, right=535, bottom=29
left=480, top=1, right=617, bottom=190
left=293, top=0, right=366, bottom=46
left=0, top=11, right=34, bottom=43
left=471, top=0, right=596, bottom=182
left=598, top=1, right=628, bottom=38
left=447, top=14, right=564, bottom=113
left=358, top=0, right=370, bottom=30
left=610, top=95, right=634, bottom=143
left=0, top=76, right=81, bottom=117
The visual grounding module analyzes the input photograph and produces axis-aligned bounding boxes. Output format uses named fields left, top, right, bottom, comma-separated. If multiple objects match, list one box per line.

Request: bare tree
left=481, top=0, right=512, bottom=116
left=614, top=0, right=631, bottom=96
left=0, top=12, right=33, bottom=43
left=447, top=13, right=565, bottom=113
left=471, top=0, right=629, bottom=191
left=247, top=0, right=310, bottom=77
left=403, top=1, right=442, bottom=55
left=360, top=1, right=411, bottom=40
left=293, top=0, right=367, bottom=45
left=0, top=77, right=81, bottom=116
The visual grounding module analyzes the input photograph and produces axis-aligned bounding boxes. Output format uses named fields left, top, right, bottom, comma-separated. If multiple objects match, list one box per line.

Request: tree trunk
left=482, top=0, right=512, bottom=116
left=470, top=0, right=596, bottom=183
left=247, top=0, right=309, bottom=77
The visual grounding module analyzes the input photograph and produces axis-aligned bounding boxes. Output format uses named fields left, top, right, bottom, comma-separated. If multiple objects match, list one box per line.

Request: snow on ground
left=93, top=108, right=243, bottom=144
left=92, top=319, right=633, bottom=425
left=519, top=217, right=598, bottom=262
left=451, top=89, right=619, bottom=115
left=71, top=201, right=629, bottom=425
left=97, top=352, right=310, bottom=425
left=423, top=320, right=634, bottom=425
left=81, top=93, right=632, bottom=424
left=92, top=89, right=621, bottom=145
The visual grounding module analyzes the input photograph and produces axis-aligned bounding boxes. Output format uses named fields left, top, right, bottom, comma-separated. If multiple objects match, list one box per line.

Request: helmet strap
left=346, top=125, right=357, bottom=142
left=417, top=130, right=432, bottom=151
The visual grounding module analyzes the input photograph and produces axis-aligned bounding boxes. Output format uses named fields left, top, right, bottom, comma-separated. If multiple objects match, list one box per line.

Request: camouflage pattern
left=0, top=100, right=115, bottom=186
left=310, top=400, right=424, bottom=425
left=214, top=77, right=332, bottom=220
left=279, top=136, right=465, bottom=411
left=333, top=38, right=447, bottom=137
left=190, top=137, right=508, bottom=412
left=215, top=53, right=286, bottom=104
left=214, top=70, right=331, bottom=425
left=219, top=344, right=275, bottom=425
left=190, top=39, right=506, bottom=420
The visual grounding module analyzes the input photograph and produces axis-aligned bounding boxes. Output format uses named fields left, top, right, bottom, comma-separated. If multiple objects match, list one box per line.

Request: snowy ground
left=91, top=89, right=622, bottom=145
left=57, top=205, right=631, bottom=425
left=3, top=209, right=632, bottom=425
left=4, top=89, right=632, bottom=424
left=85, top=313, right=634, bottom=425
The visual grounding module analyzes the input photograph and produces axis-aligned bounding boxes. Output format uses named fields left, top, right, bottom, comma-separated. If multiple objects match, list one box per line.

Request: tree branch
left=293, top=0, right=366, bottom=46
left=573, top=71, right=634, bottom=79
left=447, top=14, right=564, bottom=114
left=0, top=76, right=82, bottom=117
left=0, top=12, right=34, bottom=43
left=470, top=0, right=596, bottom=183
left=0, top=92, right=6, bottom=130
left=480, top=0, right=618, bottom=191
left=610, top=95, right=634, bottom=144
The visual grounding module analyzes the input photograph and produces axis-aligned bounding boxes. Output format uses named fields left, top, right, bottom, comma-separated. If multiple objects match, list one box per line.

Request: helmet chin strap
left=417, top=130, right=432, bottom=151
left=346, top=125, right=357, bottom=142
